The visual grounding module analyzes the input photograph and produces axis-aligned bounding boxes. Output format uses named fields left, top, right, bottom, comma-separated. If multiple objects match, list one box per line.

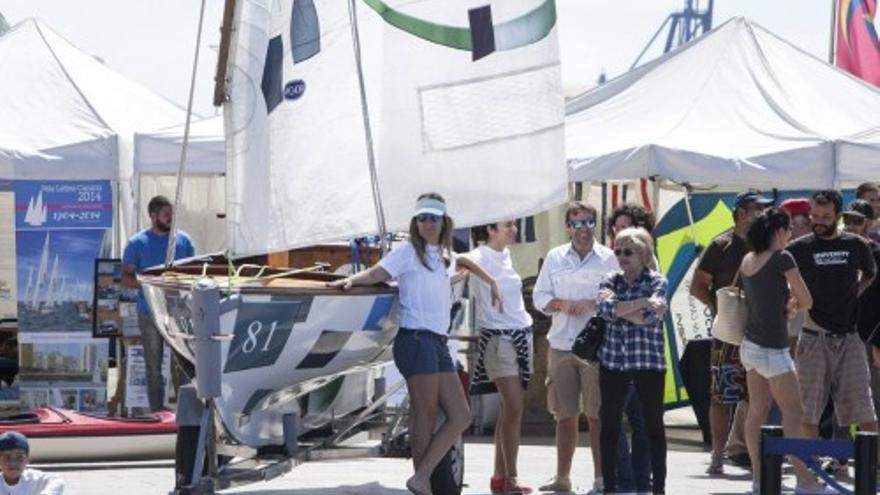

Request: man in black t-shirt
left=788, top=190, right=878, bottom=440
left=691, top=191, right=770, bottom=473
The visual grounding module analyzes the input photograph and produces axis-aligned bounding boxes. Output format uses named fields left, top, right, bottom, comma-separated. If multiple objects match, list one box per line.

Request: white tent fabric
left=134, top=116, right=224, bottom=174
left=839, top=126, right=880, bottom=185
left=133, top=116, right=226, bottom=253
left=0, top=19, right=186, bottom=242
left=566, top=17, right=880, bottom=190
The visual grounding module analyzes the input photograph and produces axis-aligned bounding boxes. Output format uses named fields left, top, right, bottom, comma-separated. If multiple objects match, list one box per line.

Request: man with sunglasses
left=690, top=191, right=771, bottom=474
left=533, top=201, right=618, bottom=494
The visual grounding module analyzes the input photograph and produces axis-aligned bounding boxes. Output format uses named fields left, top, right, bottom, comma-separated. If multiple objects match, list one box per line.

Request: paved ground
left=32, top=411, right=859, bottom=494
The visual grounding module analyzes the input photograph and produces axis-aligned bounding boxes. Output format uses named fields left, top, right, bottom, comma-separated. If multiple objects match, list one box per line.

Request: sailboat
left=138, top=0, right=566, bottom=470
left=30, top=232, right=50, bottom=311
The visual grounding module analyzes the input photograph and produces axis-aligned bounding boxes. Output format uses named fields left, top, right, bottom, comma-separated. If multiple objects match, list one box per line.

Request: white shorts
left=740, top=338, right=795, bottom=379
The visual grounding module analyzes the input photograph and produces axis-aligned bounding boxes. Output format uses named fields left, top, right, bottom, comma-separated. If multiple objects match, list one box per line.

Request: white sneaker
left=585, top=478, right=604, bottom=495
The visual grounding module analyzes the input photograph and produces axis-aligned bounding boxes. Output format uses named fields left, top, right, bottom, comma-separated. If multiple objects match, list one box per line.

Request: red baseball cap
left=780, top=198, right=810, bottom=217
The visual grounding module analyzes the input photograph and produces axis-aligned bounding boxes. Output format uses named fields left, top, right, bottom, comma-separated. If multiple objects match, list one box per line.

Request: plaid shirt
left=596, top=268, right=668, bottom=371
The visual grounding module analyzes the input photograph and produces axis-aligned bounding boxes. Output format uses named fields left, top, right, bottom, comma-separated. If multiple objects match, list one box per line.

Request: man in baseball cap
left=780, top=198, right=812, bottom=240
left=0, top=431, right=64, bottom=494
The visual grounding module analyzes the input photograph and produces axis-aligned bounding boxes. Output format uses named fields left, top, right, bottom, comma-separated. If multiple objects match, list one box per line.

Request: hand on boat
left=327, top=277, right=353, bottom=290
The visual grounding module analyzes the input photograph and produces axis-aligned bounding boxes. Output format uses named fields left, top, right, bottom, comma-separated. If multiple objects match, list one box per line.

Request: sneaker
left=585, top=478, right=604, bottom=495
left=728, top=451, right=752, bottom=469
left=491, top=476, right=506, bottom=493
left=538, top=476, right=572, bottom=493
left=503, top=477, right=533, bottom=494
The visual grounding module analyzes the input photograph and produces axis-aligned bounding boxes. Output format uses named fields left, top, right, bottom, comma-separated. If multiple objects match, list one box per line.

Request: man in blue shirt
left=122, top=195, right=195, bottom=413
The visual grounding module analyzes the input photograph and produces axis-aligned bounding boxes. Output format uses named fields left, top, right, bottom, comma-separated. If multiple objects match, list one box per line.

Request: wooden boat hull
left=139, top=263, right=399, bottom=447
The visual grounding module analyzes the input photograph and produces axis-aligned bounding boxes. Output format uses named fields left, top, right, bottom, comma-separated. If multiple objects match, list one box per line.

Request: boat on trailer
left=140, top=257, right=398, bottom=449
left=141, top=0, right=567, bottom=492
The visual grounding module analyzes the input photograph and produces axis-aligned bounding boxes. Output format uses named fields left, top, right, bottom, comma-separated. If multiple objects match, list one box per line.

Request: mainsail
left=223, top=0, right=567, bottom=256
left=31, top=232, right=50, bottom=310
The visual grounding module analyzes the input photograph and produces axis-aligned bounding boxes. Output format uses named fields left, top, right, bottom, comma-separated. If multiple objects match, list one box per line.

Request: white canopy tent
left=0, top=18, right=186, bottom=245
left=133, top=117, right=226, bottom=253
left=566, top=17, right=880, bottom=189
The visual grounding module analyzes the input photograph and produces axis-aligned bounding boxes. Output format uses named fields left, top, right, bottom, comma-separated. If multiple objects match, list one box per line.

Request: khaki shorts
left=484, top=335, right=533, bottom=381
left=796, top=330, right=877, bottom=425
left=546, top=348, right=600, bottom=420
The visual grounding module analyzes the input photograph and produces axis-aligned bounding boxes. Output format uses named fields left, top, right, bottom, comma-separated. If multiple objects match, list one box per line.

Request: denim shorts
left=392, top=328, right=455, bottom=379
left=740, top=338, right=795, bottom=379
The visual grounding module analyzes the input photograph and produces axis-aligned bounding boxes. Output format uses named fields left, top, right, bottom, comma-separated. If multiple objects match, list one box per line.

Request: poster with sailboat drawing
left=0, top=181, right=14, bottom=322
left=14, top=181, right=112, bottom=334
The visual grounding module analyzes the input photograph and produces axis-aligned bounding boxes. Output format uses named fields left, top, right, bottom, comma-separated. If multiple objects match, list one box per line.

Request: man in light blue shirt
left=122, top=195, right=194, bottom=413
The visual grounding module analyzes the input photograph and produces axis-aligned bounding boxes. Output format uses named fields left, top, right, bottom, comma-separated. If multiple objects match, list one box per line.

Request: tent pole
left=828, top=0, right=838, bottom=64
left=682, top=184, right=700, bottom=252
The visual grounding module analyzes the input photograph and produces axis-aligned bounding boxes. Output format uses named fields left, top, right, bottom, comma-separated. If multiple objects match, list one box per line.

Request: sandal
left=706, top=452, right=724, bottom=475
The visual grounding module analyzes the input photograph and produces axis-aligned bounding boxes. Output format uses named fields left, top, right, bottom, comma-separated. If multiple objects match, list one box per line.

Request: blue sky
left=1, top=1, right=833, bottom=117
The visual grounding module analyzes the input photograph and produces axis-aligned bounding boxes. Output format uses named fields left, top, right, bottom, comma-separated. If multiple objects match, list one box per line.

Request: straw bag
left=712, top=271, right=746, bottom=345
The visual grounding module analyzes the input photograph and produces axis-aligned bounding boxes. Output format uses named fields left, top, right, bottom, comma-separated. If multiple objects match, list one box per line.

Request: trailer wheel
left=430, top=436, right=464, bottom=495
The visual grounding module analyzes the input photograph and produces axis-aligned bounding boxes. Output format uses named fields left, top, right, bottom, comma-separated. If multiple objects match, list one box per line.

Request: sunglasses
left=844, top=216, right=865, bottom=226
left=416, top=213, right=442, bottom=223
left=567, top=219, right=596, bottom=230
left=614, top=248, right=635, bottom=257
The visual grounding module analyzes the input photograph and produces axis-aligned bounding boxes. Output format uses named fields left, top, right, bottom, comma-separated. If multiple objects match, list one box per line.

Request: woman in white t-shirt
left=465, top=221, right=534, bottom=495
left=329, top=193, right=501, bottom=495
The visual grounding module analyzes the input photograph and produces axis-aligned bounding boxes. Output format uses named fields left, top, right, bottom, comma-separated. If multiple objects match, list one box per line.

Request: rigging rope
left=165, top=0, right=209, bottom=268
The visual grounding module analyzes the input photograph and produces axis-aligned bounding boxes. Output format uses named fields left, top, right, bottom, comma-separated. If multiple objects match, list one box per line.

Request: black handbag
left=572, top=316, right=606, bottom=364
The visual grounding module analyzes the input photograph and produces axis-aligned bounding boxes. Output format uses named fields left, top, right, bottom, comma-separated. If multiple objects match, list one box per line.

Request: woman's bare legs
left=406, top=372, right=471, bottom=495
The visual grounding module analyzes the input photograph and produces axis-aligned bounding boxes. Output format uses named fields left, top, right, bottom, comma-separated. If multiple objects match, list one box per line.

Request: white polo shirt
left=532, top=242, right=619, bottom=351
left=379, top=241, right=456, bottom=335
left=467, top=245, right=533, bottom=330
left=0, top=469, right=64, bottom=494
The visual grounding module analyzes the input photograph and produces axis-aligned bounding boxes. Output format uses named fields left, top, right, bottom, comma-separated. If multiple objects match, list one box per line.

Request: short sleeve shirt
left=859, top=241, right=880, bottom=342
left=122, top=229, right=195, bottom=314
left=743, top=250, right=796, bottom=349
left=788, top=233, right=876, bottom=335
left=467, top=245, right=533, bottom=330
left=695, top=231, right=749, bottom=313
left=379, top=241, right=456, bottom=334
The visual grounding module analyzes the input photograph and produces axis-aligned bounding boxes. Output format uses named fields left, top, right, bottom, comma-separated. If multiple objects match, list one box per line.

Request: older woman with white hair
left=596, top=227, right=669, bottom=495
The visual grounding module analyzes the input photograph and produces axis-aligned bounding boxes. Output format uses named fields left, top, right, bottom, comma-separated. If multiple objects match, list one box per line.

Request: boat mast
left=348, top=0, right=389, bottom=255
left=166, top=0, right=210, bottom=267
left=213, top=0, right=237, bottom=107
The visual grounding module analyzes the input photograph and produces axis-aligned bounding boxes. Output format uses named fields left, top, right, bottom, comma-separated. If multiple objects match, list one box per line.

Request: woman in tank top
left=739, top=207, right=831, bottom=494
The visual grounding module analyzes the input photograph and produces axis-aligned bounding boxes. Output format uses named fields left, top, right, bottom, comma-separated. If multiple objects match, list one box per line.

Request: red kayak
left=0, top=408, right=177, bottom=462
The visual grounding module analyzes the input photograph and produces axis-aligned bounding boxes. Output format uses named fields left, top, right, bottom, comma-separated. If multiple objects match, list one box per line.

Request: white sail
left=31, top=232, right=50, bottom=309
left=24, top=267, right=34, bottom=305
left=224, top=0, right=566, bottom=256
left=45, top=254, right=59, bottom=308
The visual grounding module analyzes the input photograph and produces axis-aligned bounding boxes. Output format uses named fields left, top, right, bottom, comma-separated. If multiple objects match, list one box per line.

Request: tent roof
left=134, top=116, right=224, bottom=174
left=0, top=18, right=184, bottom=180
left=566, top=17, right=880, bottom=189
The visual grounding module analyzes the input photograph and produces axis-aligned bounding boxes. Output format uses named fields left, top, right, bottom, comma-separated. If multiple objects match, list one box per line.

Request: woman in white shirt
left=330, top=193, right=501, bottom=495
left=465, top=221, right=534, bottom=495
